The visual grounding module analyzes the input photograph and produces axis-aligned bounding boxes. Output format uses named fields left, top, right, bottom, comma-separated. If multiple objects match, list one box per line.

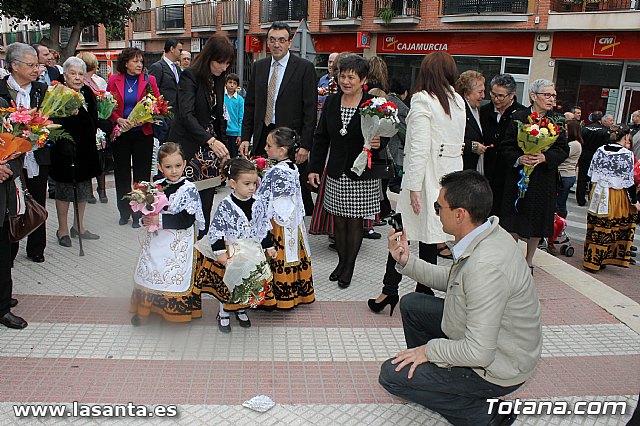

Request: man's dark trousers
left=379, top=292, right=521, bottom=426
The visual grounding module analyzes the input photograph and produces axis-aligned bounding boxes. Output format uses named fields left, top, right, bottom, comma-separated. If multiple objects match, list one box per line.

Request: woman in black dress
left=168, top=34, right=234, bottom=237
left=500, top=79, right=569, bottom=271
left=50, top=57, right=102, bottom=246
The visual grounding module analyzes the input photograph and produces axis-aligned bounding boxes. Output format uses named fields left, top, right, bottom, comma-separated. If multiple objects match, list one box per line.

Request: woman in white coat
left=368, top=52, right=466, bottom=315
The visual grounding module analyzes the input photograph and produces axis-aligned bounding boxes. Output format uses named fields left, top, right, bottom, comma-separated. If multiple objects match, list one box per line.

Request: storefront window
left=624, top=64, right=640, bottom=83
left=555, top=60, right=623, bottom=118
left=504, top=58, right=530, bottom=75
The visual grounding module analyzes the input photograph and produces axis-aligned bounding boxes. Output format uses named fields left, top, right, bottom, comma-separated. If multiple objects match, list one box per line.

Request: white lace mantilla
left=207, top=194, right=272, bottom=244
left=587, top=146, right=635, bottom=215
left=256, top=162, right=311, bottom=263
left=588, top=146, right=635, bottom=190
left=159, top=178, right=206, bottom=231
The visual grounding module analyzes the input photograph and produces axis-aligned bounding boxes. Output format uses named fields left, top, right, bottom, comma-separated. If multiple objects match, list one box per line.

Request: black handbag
left=359, top=147, right=396, bottom=180
left=8, top=174, right=48, bottom=242
left=184, top=146, right=226, bottom=191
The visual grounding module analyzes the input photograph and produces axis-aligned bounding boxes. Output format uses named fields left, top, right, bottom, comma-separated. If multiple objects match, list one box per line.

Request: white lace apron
left=133, top=179, right=205, bottom=293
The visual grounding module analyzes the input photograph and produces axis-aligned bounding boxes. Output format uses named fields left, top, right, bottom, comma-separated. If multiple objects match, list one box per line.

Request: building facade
left=2, top=0, right=639, bottom=122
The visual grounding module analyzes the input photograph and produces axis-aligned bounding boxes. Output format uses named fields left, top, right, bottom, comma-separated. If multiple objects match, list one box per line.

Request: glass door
left=616, top=85, right=640, bottom=125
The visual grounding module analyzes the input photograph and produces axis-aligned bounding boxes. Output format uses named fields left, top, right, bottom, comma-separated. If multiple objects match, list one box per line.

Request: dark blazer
left=49, top=85, right=101, bottom=183
left=311, top=92, right=385, bottom=180
left=106, top=72, right=161, bottom=137
left=462, top=101, right=485, bottom=171
left=46, top=65, right=63, bottom=84
left=242, top=53, right=317, bottom=154
left=167, top=67, right=226, bottom=162
left=0, top=77, right=49, bottom=166
left=148, top=57, right=181, bottom=107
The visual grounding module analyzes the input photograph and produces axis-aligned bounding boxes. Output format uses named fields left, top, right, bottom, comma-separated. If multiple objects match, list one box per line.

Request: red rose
left=530, top=129, right=539, bottom=136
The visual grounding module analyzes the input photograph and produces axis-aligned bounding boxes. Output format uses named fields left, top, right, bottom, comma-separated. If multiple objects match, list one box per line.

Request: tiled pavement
left=1, top=180, right=638, bottom=425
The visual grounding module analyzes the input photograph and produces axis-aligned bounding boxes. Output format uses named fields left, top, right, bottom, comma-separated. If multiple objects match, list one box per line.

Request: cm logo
left=593, top=35, right=619, bottom=56
left=384, top=36, right=398, bottom=50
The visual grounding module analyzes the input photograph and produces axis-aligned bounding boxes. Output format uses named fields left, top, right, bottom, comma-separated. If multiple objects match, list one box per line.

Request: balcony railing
left=442, top=0, right=528, bottom=15
left=4, top=32, right=25, bottom=44
left=222, top=0, right=251, bottom=25
left=322, top=0, right=363, bottom=19
left=132, top=10, right=151, bottom=32
left=375, top=0, right=421, bottom=18
left=156, top=5, right=185, bottom=30
left=192, top=1, right=218, bottom=28
left=260, top=0, right=308, bottom=23
left=550, top=0, right=635, bottom=12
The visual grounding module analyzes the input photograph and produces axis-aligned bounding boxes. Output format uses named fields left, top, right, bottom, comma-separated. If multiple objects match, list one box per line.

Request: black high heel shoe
left=368, top=295, right=400, bottom=316
left=329, top=266, right=343, bottom=282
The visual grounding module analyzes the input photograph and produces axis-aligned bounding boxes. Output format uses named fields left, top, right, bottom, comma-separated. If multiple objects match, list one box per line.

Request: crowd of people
left=1, top=22, right=639, bottom=425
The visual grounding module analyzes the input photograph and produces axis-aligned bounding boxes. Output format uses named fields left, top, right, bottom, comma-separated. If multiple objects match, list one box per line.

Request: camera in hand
left=389, top=212, right=403, bottom=233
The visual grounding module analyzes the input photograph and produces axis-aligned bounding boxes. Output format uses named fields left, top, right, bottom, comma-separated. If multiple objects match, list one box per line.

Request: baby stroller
left=545, top=213, right=574, bottom=257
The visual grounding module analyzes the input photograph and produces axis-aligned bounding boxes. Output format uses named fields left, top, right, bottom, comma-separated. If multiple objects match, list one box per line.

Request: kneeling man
left=379, top=170, right=542, bottom=426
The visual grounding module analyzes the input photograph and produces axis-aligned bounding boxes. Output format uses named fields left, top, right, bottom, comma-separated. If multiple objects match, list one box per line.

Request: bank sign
left=553, top=32, right=640, bottom=60
left=377, top=33, right=534, bottom=56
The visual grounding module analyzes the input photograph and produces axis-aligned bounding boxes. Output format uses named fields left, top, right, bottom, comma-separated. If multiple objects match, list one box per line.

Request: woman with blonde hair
left=455, top=70, right=486, bottom=172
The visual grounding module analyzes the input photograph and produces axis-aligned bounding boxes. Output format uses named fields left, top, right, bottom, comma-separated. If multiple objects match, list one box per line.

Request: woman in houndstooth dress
left=309, top=55, right=386, bottom=288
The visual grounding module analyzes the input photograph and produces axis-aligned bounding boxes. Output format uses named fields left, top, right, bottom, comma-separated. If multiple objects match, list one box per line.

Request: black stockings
left=332, top=215, right=364, bottom=283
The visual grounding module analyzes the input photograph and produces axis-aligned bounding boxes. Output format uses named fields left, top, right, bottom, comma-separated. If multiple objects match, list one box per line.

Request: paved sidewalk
left=0, top=181, right=638, bottom=425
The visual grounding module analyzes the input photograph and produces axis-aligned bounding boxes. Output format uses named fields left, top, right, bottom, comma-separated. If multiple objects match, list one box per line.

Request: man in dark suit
left=149, top=38, right=183, bottom=108
left=149, top=38, right=183, bottom=143
left=239, top=22, right=317, bottom=214
left=32, top=44, right=62, bottom=85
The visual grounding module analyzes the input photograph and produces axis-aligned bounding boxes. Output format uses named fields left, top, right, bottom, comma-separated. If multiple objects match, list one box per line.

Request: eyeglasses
left=535, top=92, right=558, bottom=100
left=268, top=37, right=289, bottom=45
left=14, top=60, right=38, bottom=69
left=490, top=91, right=513, bottom=101
left=434, top=201, right=456, bottom=215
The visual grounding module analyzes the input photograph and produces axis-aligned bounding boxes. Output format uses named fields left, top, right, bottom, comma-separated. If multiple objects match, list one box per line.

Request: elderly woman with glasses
left=499, top=79, right=569, bottom=272
left=479, top=74, right=526, bottom=215
left=0, top=43, right=49, bottom=264
left=49, top=57, right=102, bottom=247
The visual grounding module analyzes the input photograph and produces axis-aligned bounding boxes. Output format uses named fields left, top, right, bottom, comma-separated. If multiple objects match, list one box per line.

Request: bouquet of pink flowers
left=250, top=156, right=276, bottom=178
left=351, top=97, right=400, bottom=176
left=112, top=93, right=172, bottom=140
left=122, top=181, right=169, bottom=232
left=95, top=91, right=117, bottom=120
left=40, top=81, right=85, bottom=118
left=0, top=104, right=68, bottom=160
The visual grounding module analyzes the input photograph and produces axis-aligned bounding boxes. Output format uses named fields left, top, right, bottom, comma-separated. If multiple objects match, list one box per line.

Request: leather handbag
left=8, top=175, right=48, bottom=242
left=359, top=147, right=396, bottom=180
left=184, top=146, right=226, bottom=191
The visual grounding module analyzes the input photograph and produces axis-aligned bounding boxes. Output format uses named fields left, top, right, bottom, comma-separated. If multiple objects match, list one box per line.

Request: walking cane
left=70, top=144, right=84, bottom=256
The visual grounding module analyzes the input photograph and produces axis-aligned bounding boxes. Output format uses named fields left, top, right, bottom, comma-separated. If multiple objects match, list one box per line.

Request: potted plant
left=378, top=7, right=396, bottom=23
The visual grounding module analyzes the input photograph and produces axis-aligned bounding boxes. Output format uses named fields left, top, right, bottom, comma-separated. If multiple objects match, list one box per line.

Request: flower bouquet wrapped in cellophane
left=352, top=97, right=400, bottom=176
left=40, top=81, right=85, bottom=118
left=514, top=111, right=564, bottom=208
left=0, top=104, right=68, bottom=159
left=224, top=239, right=272, bottom=308
left=112, top=93, right=172, bottom=140
left=122, top=181, right=169, bottom=232
left=95, top=91, right=117, bottom=120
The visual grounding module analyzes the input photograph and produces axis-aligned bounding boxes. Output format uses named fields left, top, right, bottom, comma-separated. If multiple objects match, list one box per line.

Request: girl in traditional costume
left=196, top=158, right=276, bottom=332
left=257, top=127, right=315, bottom=309
left=584, top=125, right=640, bottom=272
left=130, top=143, right=205, bottom=325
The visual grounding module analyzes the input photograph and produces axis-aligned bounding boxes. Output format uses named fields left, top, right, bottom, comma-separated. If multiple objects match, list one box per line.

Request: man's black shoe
left=28, top=255, right=45, bottom=263
left=363, top=229, right=382, bottom=239
left=0, top=312, right=28, bottom=329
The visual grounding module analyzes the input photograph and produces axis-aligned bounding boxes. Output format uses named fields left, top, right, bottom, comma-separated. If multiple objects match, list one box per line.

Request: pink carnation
left=9, top=110, right=33, bottom=124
